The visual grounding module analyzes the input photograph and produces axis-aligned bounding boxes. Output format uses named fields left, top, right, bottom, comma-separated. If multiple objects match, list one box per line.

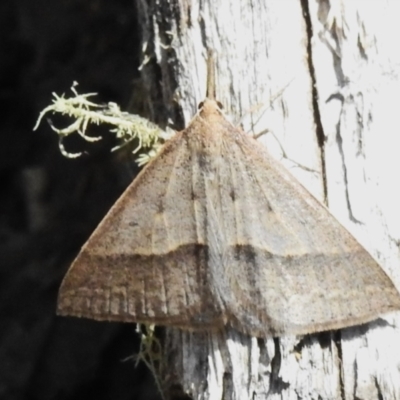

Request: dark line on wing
left=227, top=145, right=240, bottom=246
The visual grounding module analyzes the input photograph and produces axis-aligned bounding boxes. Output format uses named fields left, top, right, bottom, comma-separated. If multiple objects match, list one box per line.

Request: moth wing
left=208, top=130, right=400, bottom=336
left=57, top=132, right=223, bottom=329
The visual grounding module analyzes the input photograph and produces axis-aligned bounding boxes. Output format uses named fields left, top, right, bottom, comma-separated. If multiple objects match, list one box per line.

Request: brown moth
left=57, top=62, right=400, bottom=337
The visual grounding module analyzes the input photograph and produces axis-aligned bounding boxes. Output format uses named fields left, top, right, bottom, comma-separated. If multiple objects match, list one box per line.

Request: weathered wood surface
left=136, top=0, right=400, bottom=399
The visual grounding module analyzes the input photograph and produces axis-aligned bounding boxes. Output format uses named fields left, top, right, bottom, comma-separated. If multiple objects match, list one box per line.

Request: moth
left=57, top=63, right=400, bottom=337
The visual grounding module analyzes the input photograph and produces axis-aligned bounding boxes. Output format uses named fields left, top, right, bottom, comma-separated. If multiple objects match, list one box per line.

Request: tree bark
left=136, top=0, right=400, bottom=399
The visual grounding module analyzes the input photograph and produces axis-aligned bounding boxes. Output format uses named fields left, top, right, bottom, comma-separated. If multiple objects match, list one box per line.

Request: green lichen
left=34, top=82, right=173, bottom=165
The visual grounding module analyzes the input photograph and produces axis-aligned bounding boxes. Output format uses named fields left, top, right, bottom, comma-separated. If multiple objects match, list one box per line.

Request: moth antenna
left=206, top=49, right=216, bottom=100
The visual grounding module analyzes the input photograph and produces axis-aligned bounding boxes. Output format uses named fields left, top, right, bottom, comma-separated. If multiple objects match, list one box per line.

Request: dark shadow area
left=0, top=0, right=161, bottom=399
left=341, top=318, right=390, bottom=340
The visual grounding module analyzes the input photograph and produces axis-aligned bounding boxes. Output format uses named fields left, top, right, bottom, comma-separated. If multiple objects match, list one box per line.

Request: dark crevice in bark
left=268, top=338, right=289, bottom=394
left=222, top=372, right=233, bottom=400
left=300, top=0, right=328, bottom=205
left=334, top=330, right=346, bottom=400
left=335, top=119, right=362, bottom=224
left=374, top=376, right=384, bottom=400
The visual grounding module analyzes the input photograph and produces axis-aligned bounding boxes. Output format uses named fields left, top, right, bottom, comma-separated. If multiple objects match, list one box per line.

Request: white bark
left=136, top=0, right=400, bottom=399
left=308, top=2, right=400, bottom=399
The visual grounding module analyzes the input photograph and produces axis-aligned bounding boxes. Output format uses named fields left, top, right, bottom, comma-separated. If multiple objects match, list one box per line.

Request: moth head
left=198, top=98, right=224, bottom=118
